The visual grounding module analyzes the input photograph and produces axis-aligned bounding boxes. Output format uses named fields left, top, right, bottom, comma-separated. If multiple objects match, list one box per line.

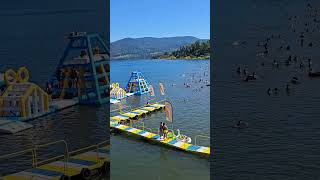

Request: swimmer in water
left=237, top=67, right=241, bottom=74
left=237, top=120, right=242, bottom=127
left=267, top=88, right=271, bottom=95
left=300, top=62, right=304, bottom=69
left=308, top=59, right=312, bottom=69
left=286, top=84, right=290, bottom=93
left=288, top=55, right=292, bottom=62
left=252, top=72, right=256, bottom=78
left=234, top=120, right=248, bottom=128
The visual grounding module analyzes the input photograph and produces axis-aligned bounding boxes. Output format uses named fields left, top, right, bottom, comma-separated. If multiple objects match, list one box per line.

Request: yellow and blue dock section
left=110, top=102, right=210, bottom=156
left=0, top=140, right=109, bottom=180
left=111, top=103, right=165, bottom=122
left=110, top=119, right=210, bottom=156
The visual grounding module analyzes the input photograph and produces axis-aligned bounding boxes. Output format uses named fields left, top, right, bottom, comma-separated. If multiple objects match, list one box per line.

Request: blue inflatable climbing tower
left=125, top=71, right=150, bottom=95
left=50, top=32, right=109, bottom=104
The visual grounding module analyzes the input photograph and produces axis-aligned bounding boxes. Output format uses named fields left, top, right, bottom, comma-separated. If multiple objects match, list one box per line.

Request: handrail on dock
left=34, top=140, right=69, bottom=167
left=0, top=140, right=69, bottom=177
left=69, top=140, right=109, bottom=163
left=0, top=139, right=110, bottom=178
left=0, top=147, right=35, bottom=166
left=112, top=99, right=166, bottom=113
left=194, top=135, right=210, bottom=146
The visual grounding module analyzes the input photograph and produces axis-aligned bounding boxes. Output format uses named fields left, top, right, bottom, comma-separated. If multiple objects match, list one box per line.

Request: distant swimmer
left=243, top=68, right=248, bottom=75
left=237, top=66, right=241, bottom=74
left=300, top=32, right=304, bottom=38
left=291, top=77, right=299, bottom=84
left=267, top=88, right=271, bottom=95
left=286, top=45, right=291, bottom=51
left=244, top=72, right=257, bottom=81
left=308, top=59, right=312, bottom=68
left=286, top=84, right=290, bottom=93
left=309, top=42, right=313, bottom=47
left=273, top=60, right=279, bottom=68
left=300, top=39, right=304, bottom=47
left=233, top=120, right=249, bottom=128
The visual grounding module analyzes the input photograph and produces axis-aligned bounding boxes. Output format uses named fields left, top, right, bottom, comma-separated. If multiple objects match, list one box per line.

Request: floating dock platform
left=0, top=141, right=109, bottom=180
left=0, top=99, right=78, bottom=134
left=110, top=102, right=210, bottom=156
left=111, top=103, right=165, bottom=122
left=110, top=119, right=210, bottom=156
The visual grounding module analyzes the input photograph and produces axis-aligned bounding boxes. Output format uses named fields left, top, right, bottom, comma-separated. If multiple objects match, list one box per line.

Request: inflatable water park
left=109, top=71, right=150, bottom=104
left=110, top=73, right=211, bottom=157
left=0, top=32, right=110, bottom=134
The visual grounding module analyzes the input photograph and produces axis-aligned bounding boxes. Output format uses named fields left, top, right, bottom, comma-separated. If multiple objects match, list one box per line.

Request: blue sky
left=111, top=0, right=210, bottom=42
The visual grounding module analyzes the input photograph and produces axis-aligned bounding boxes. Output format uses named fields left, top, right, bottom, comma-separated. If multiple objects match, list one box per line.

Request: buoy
left=17, top=67, right=30, bottom=83
left=4, top=69, right=17, bottom=85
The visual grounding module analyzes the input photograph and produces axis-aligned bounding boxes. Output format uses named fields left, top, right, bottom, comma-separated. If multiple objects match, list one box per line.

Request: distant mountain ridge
left=111, top=36, right=207, bottom=59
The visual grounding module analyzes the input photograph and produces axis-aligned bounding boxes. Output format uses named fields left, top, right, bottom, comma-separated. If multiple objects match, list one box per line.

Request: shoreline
left=111, top=57, right=210, bottom=60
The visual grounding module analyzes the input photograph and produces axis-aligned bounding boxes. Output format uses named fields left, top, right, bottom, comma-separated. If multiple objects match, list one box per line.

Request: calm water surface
left=213, top=0, right=320, bottom=179
left=110, top=59, right=210, bottom=180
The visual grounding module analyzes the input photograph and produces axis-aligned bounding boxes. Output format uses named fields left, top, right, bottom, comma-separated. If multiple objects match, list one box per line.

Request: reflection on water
left=111, top=59, right=210, bottom=180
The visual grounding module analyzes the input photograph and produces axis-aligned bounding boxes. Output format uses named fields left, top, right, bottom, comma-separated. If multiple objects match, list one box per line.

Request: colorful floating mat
left=110, top=120, right=210, bottom=156
left=111, top=103, right=166, bottom=122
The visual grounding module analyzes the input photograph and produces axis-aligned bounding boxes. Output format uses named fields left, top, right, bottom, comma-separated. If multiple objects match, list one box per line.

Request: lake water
left=0, top=0, right=108, bottom=178
left=213, top=0, right=320, bottom=179
left=110, top=59, right=210, bottom=180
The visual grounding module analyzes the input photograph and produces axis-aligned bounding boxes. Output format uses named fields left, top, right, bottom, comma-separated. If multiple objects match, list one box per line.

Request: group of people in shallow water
left=159, top=122, right=169, bottom=140
left=236, top=66, right=257, bottom=81
left=236, top=1, right=320, bottom=97
left=230, top=2, right=320, bottom=128
left=182, top=70, right=210, bottom=92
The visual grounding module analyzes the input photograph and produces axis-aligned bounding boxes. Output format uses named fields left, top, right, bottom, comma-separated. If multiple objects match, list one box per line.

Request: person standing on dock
left=163, top=123, right=168, bottom=140
left=159, top=122, right=164, bottom=139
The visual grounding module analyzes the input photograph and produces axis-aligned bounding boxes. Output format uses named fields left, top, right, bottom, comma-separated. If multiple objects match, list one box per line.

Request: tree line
left=152, top=40, right=210, bottom=60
